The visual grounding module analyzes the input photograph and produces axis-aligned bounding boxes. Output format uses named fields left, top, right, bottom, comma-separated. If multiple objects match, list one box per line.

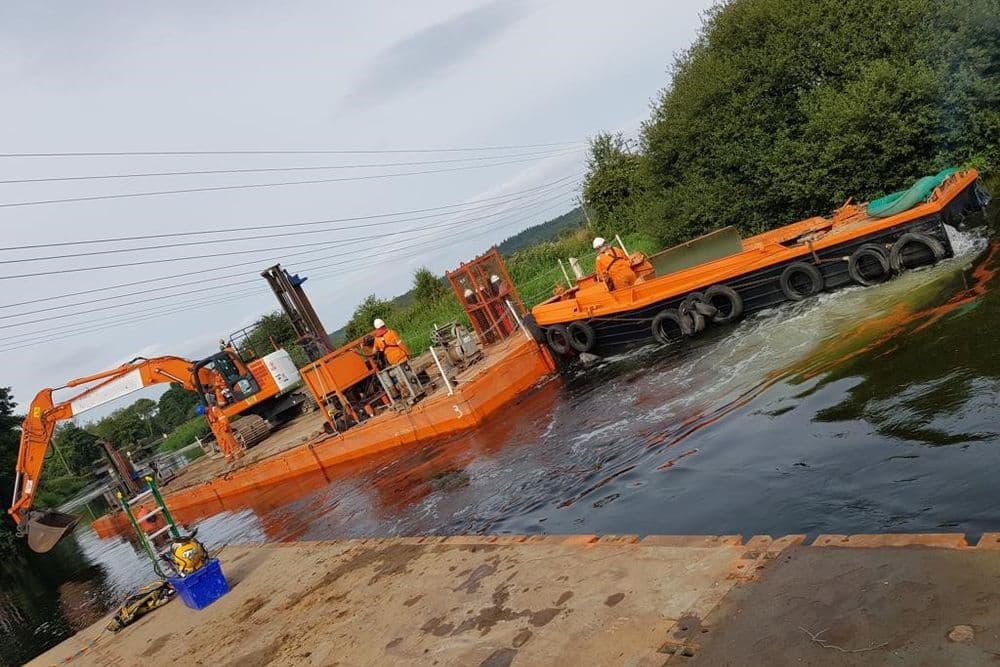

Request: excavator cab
left=192, top=350, right=260, bottom=406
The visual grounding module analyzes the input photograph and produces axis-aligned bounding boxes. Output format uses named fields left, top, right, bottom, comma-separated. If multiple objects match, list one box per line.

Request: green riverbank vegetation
left=583, top=0, right=998, bottom=247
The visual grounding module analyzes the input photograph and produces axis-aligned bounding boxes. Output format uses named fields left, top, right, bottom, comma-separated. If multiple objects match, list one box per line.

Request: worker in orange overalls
left=373, top=318, right=410, bottom=367
left=593, top=237, right=637, bottom=291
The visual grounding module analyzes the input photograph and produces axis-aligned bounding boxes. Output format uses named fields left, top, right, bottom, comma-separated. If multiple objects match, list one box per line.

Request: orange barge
left=529, top=168, right=989, bottom=356
left=93, top=251, right=556, bottom=538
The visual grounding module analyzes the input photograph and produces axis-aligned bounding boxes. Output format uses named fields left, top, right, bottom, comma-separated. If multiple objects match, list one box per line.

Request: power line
left=0, top=177, right=581, bottom=280
left=0, top=195, right=576, bottom=350
left=0, top=178, right=581, bottom=265
left=0, top=147, right=575, bottom=185
left=0, top=141, right=582, bottom=158
left=0, top=187, right=577, bottom=327
left=0, top=173, right=579, bottom=253
left=0, top=150, right=582, bottom=209
left=0, top=175, right=580, bottom=300
left=2, top=182, right=581, bottom=320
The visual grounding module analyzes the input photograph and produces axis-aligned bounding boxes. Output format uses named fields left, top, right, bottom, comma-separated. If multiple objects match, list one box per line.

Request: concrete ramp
left=33, top=534, right=1000, bottom=666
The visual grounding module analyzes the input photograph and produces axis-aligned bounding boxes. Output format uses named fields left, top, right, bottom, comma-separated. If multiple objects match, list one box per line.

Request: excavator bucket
left=26, top=511, right=80, bottom=553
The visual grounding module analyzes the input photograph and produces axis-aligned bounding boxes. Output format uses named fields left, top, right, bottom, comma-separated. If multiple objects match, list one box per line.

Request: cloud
left=342, top=0, right=527, bottom=110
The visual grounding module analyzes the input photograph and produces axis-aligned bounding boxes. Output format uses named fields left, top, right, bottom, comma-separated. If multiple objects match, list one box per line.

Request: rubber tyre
left=889, top=232, right=946, bottom=273
left=651, top=309, right=693, bottom=344
left=848, top=244, right=891, bottom=286
left=703, top=285, right=744, bottom=324
left=545, top=325, right=572, bottom=355
left=682, top=291, right=718, bottom=319
left=779, top=262, right=824, bottom=301
left=678, top=302, right=706, bottom=334
left=566, top=321, right=597, bottom=353
left=522, top=313, right=545, bottom=344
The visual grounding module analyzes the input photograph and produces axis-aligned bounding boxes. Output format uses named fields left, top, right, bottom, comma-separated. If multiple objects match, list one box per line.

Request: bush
left=158, top=417, right=210, bottom=453
left=583, top=0, right=999, bottom=245
left=34, top=475, right=88, bottom=509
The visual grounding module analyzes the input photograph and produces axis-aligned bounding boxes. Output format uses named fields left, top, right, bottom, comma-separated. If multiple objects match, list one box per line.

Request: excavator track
left=230, top=414, right=271, bottom=448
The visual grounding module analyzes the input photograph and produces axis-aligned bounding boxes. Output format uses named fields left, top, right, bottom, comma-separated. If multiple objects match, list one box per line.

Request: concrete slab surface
left=32, top=534, right=1000, bottom=667
left=691, top=545, right=1000, bottom=666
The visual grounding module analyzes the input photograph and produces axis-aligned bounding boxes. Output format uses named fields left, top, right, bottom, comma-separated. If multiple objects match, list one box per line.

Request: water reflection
left=1, top=529, right=110, bottom=667
left=792, top=241, right=1000, bottom=446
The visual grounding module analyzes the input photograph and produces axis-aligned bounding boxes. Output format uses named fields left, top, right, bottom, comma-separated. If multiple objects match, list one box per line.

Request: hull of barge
left=92, top=337, right=556, bottom=537
left=533, top=170, right=987, bottom=353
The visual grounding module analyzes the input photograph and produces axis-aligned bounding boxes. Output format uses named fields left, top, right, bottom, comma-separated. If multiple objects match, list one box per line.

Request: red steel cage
left=445, top=247, right=524, bottom=346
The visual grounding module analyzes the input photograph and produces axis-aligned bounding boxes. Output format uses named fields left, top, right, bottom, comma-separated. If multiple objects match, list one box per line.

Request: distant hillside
left=497, top=208, right=583, bottom=255
left=327, top=207, right=583, bottom=344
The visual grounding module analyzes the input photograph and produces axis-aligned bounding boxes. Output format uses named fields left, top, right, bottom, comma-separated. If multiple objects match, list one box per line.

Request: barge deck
left=92, top=336, right=555, bottom=537
left=36, top=533, right=1000, bottom=666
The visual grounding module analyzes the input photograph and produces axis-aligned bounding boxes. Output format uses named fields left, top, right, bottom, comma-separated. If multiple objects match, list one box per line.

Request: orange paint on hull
left=92, top=338, right=556, bottom=539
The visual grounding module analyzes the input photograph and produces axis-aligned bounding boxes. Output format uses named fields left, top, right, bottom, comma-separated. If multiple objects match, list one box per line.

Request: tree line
left=584, top=0, right=998, bottom=245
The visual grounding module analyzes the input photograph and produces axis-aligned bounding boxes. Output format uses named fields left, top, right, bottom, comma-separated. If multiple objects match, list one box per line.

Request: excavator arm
left=9, top=355, right=241, bottom=552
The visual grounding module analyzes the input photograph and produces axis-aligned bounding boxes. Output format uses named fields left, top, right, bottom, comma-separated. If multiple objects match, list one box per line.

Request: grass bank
left=158, top=416, right=210, bottom=453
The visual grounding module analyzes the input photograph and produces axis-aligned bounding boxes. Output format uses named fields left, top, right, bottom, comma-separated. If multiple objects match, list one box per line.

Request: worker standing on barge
left=594, top=237, right=637, bottom=290
left=373, top=318, right=410, bottom=367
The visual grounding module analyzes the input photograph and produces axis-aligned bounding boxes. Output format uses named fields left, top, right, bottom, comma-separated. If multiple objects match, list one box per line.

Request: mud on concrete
left=33, top=533, right=1000, bottom=666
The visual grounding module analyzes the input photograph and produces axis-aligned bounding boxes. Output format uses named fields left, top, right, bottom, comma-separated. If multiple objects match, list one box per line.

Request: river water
left=5, top=210, right=1000, bottom=665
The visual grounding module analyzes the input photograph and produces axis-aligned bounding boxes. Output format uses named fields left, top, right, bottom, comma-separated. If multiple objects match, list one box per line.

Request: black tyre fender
left=566, top=321, right=597, bottom=353
left=682, top=291, right=718, bottom=319
left=678, top=301, right=706, bottom=334
left=779, top=261, right=824, bottom=301
left=544, top=325, right=572, bottom=355
left=522, top=313, right=545, bottom=344
left=848, top=243, right=891, bottom=286
left=889, top=232, right=946, bottom=272
left=651, top=308, right=694, bottom=344
left=703, top=284, right=744, bottom=324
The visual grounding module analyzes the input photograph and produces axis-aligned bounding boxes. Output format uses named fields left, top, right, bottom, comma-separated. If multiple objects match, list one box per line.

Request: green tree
left=343, top=295, right=394, bottom=341
left=89, top=406, right=146, bottom=448
left=0, top=387, right=24, bottom=556
left=582, top=132, right=650, bottom=236
left=238, top=311, right=309, bottom=367
left=51, top=423, right=100, bottom=472
left=595, top=0, right=1000, bottom=244
left=131, top=398, right=157, bottom=437
left=156, top=383, right=201, bottom=433
left=412, top=267, right=447, bottom=305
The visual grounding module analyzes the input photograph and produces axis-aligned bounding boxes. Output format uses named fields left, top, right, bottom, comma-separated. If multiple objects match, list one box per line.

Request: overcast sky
left=0, top=0, right=716, bottom=409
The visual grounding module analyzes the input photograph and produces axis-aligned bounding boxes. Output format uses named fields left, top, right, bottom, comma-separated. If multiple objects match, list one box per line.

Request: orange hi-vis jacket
left=374, top=327, right=410, bottom=365
left=595, top=246, right=637, bottom=290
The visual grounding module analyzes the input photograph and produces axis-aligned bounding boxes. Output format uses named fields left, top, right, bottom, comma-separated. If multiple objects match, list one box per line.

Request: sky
left=0, top=0, right=717, bottom=409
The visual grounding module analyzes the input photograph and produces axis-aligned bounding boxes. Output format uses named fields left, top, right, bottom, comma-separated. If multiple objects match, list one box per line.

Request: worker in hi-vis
left=593, top=236, right=637, bottom=291
left=372, top=318, right=410, bottom=367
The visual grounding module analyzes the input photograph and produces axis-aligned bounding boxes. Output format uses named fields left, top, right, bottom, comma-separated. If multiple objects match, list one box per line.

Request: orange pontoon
left=529, top=169, right=989, bottom=356
left=92, top=249, right=558, bottom=539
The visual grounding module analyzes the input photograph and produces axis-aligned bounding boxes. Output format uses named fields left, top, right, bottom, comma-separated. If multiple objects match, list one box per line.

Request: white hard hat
left=592, top=237, right=607, bottom=250
left=373, top=318, right=385, bottom=329
left=490, top=274, right=500, bottom=283
left=463, top=288, right=474, bottom=297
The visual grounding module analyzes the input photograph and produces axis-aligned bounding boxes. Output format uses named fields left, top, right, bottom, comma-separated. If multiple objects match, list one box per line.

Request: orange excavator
left=10, top=349, right=303, bottom=552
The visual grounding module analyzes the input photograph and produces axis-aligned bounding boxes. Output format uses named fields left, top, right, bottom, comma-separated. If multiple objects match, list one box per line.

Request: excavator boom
left=9, top=355, right=243, bottom=552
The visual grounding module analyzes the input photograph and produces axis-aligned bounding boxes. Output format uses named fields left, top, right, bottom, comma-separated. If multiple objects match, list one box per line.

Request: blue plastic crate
left=167, top=558, right=229, bottom=610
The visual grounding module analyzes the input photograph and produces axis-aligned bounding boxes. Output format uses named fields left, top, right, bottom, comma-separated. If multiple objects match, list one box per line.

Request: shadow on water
left=11, top=208, right=1000, bottom=663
